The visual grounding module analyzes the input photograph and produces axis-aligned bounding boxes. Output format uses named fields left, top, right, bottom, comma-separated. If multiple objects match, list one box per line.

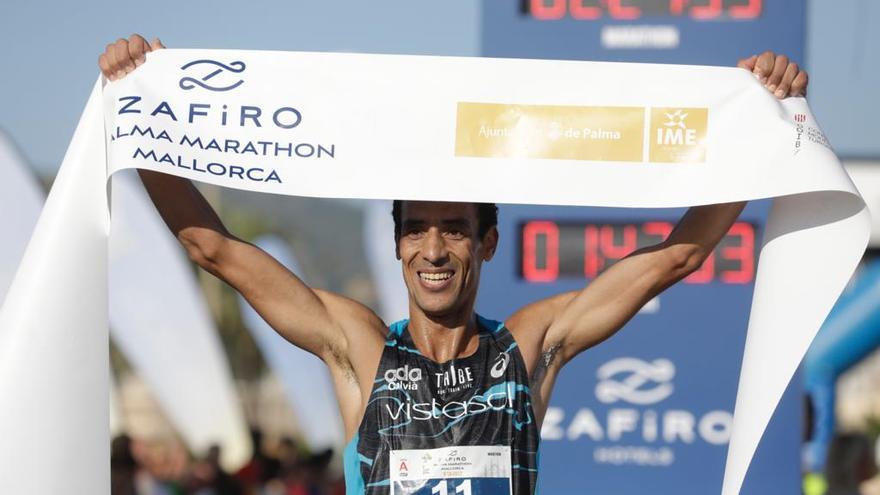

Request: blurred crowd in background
left=806, top=432, right=878, bottom=495
left=107, top=428, right=880, bottom=495
left=111, top=429, right=343, bottom=495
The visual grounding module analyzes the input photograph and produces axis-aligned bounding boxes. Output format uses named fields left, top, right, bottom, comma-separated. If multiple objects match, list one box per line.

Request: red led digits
left=584, top=225, right=600, bottom=279
left=600, top=225, right=637, bottom=264
left=571, top=0, right=602, bottom=20
left=729, top=0, right=761, bottom=19
left=642, top=221, right=673, bottom=242
left=720, top=222, right=755, bottom=284
left=670, top=0, right=688, bottom=16
left=523, top=221, right=560, bottom=282
left=528, top=0, right=760, bottom=20
left=688, top=0, right=723, bottom=19
left=607, top=0, right=642, bottom=20
left=586, top=224, right=637, bottom=279
left=530, top=0, right=567, bottom=20
left=521, top=220, right=755, bottom=284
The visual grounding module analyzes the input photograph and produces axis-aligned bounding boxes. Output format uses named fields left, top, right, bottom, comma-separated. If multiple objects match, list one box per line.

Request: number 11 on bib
left=389, top=446, right=513, bottom=495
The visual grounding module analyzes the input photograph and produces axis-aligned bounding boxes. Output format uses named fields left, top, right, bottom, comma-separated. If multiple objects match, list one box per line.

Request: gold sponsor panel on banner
left=455, top=102, right=644, bottom=162
left=649, top=107, right=709, bottom=163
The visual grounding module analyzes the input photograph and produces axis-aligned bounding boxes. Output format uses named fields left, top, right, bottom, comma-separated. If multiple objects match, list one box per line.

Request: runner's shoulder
left=312, top=288, right=388, bottom=343
left=507, top=291, right=576, bottom=336
left=505, top=291, right=579, bottom=359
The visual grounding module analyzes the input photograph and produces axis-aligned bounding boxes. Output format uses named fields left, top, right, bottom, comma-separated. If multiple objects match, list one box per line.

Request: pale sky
left=1, top=0, right=877, bottom=174
left=0, top=0, right=480, bottom=173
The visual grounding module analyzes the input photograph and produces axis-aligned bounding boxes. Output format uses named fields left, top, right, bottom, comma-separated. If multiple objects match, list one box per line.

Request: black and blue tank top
left=343, top=315, right=539, bottom=494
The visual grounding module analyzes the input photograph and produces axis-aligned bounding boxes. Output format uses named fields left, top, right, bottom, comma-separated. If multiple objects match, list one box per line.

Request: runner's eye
left=405, top=229, right=425, bottom=239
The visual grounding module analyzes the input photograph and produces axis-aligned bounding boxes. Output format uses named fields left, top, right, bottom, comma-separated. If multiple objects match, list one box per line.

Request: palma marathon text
left=110, top=96, right=337, bottom=184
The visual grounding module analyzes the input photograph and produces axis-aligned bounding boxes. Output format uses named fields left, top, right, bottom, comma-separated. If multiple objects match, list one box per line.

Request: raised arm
left=509, top=51, right=807, bottom=398
left=99, top=35, right=386, bottom=379
left=513, top=202, right=745, bottom=363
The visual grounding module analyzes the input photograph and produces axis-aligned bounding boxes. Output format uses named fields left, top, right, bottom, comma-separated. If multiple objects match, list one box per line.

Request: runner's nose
left=422, top=228, right=449, bottom=265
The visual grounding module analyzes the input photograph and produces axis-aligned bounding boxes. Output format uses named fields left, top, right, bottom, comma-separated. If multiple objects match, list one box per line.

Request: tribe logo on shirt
left=434, top=363, right=476, bottom=396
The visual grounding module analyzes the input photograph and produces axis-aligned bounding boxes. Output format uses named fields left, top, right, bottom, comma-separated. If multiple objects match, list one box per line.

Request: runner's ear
left=481, top=226, right=499, bottom=261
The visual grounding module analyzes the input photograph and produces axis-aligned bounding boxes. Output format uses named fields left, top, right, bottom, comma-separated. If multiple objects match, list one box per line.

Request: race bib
left=389, top=446, right=513, bottom=495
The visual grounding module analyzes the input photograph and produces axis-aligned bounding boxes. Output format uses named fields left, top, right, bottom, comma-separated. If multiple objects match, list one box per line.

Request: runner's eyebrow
left=402, top=220, right=427, bottom=230
left=403, top=219, right=471, bottom=229
left=441, top=218, right=471, bottom=228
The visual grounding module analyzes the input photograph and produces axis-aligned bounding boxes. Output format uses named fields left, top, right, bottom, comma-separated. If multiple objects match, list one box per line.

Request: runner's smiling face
left=397, top=201, right=497, bottom=318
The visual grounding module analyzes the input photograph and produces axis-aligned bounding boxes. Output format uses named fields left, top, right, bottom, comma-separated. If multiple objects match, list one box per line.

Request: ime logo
left=649, top=107, right=708, bottom=163
left=657, top=109, right=695, bottom=146
left=179, top=59, right=246, bottom=92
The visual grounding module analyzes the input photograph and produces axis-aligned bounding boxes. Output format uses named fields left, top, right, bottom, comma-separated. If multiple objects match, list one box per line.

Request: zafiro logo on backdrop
left=595, top=358, right=675, bottom=405
left=179, top=59, right=247, bottom=92
left=541, top=357, right=733, bottom=467
left=110, top=57, right=337, bottom=186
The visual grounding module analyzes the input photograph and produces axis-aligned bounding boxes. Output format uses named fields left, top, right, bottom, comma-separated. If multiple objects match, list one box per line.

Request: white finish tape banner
left=0, top=131, right=249, bottom=478
left=0, top=49, right=869, bottom=494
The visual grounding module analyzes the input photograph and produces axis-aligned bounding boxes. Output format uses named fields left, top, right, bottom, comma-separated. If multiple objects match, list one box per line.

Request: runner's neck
left=406, top=311, right=481, bottom=364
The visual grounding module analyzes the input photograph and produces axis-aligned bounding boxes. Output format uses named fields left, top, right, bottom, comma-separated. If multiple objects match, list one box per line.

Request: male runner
left=99, top=35, right=808, bottom=494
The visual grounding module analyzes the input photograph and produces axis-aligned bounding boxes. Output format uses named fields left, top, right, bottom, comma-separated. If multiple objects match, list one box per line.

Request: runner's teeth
left=420, top=272, right=453, bottom=281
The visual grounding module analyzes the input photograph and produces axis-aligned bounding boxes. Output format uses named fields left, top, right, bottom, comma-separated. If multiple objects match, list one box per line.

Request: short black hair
left=392, top=200, right=498, bottom=240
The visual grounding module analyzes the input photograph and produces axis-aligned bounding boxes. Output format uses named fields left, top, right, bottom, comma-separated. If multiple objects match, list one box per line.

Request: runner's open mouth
left=418, top=271, right=455, bottom=284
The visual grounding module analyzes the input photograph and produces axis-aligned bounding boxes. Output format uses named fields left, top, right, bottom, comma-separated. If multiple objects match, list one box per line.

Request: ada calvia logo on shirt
left=385, top=365, right=423, bottom=391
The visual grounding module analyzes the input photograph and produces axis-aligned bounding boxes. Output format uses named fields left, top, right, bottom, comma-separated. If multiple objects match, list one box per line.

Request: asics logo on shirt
left=490, top=352, right=511, bottom=378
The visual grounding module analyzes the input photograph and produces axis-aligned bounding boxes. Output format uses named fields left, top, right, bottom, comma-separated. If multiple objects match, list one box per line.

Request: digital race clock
left=519, top=220, right=755, bottom=283
left=526, top=0, right=763, bottom=21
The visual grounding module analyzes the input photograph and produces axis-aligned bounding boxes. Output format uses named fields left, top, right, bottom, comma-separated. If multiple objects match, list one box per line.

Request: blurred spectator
left=111, top=434, right=344, bottom=495
left=112, top=434, right=181, bottom=495
left=282, top=448, right=334, bottom=495
left=236, top=428, right=281, bottom=492
left=111, top=435, right=140, bottom=495
left=276, top=437, right=300, bottom=476
left=826, top=433, right=878, bottom=495
left=189, top=444, right=244, bottom=495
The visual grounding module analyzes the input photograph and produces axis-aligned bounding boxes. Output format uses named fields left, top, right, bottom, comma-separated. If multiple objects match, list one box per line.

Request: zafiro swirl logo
left=595, top=357, right=675, bottom=405
left=179, top=59, right=246, bottom=92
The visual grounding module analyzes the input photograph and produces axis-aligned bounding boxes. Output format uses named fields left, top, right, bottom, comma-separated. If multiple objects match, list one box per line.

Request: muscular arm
left=511, top=201, right=745, bottom=365
left=509, top=51, right=808, bottom=417
left=508, top=203, right=745, bottom=423
left=101, top=36, right=386, bottom=431
left=137, top=169, right=384, bottom=359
